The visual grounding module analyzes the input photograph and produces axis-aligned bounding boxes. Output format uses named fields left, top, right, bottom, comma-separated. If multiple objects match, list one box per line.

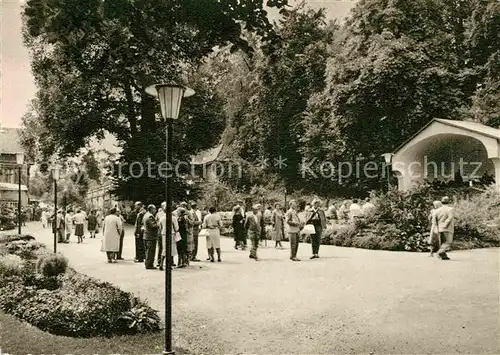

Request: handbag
left=174, top=231, right=182, bottom=242
left=301, top=224, right=316, bottom=235
left=199, top=228, right=210, bottom=237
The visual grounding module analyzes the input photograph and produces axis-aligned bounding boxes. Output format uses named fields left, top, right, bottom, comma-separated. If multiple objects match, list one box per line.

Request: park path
left=10, top=222, right=500, bottom=354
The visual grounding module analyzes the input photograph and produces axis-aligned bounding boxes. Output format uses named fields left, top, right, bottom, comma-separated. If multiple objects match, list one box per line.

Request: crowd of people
left=102, top=197, right=381, bottom=268
left=36, top=194, right=455, bottom=268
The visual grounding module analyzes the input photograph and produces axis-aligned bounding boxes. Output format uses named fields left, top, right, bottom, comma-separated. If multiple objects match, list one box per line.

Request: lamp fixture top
left=145, top=84, right=195, bottom=98
left=381, top=153, right=393, bottom=164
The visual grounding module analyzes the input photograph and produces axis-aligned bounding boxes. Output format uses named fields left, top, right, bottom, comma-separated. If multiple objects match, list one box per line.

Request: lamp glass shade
left=145, top=84, right=195, bottom=120
left=382, top=153, right=393, bottom=164
left=15, top=152, right=25, bottom=165
left=51, top=166, right=60, bottom=181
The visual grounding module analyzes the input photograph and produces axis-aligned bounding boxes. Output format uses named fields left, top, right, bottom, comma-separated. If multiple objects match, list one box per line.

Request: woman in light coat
left=102, top=207, right=123, bottom=263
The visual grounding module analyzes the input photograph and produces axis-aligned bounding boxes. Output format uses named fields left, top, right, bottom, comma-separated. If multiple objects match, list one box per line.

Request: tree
left=300, top=0, right=496, bottom=196
left=22, top=0, right=288, bottom=202
left=208, top=4, right=337, bottom=192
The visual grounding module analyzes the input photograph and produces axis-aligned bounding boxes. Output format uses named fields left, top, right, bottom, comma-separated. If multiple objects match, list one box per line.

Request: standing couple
left=285, top=199, right=327, bottom=261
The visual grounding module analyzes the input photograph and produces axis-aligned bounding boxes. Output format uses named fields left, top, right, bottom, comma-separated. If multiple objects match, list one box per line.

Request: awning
left=0, top=182, right=28, bottom=191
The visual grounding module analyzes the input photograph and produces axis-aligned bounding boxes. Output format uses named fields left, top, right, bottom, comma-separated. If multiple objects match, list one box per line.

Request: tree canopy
left=23, top=0, right=500, bottom=200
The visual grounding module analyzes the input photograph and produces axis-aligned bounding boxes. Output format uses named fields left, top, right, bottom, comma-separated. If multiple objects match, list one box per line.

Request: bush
left=36, top=254, right=68, bottom=277
left=0, top=204, right=16, bottom=231
left=0, top=269, right=160, bottom=338
left=0, top=254, right=24, bottom=277
left=330, top=185, right=500, bottom=252
left=0, top=234, right=35, bottom=244
left=120, top=298, right=161, bottom=333
left=1, top=240, right=47, bottom=259
left=0, top=234, right=160, bottom=338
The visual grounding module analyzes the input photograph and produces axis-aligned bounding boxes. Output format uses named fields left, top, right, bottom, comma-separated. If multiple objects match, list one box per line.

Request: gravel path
left=19, top=223, right=500, bottom=354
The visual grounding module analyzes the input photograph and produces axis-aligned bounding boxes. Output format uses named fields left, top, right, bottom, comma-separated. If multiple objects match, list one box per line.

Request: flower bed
left=320, top=185, right=500, bottom=252
left=0, top=234, right=160, bottom=338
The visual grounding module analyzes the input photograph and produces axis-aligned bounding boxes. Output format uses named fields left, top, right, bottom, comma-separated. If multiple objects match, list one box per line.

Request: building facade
left=0, top=128, right=30, bottom=207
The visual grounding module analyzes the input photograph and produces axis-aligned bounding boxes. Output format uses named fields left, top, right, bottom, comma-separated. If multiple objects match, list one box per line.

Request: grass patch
left=0, top=311, right=191, bottom=354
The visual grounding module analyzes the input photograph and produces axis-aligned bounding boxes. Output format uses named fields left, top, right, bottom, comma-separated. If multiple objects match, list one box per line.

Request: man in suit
left=190, top=202, right=203, bottom=262
left=436, top=196, right=454, bottom=260
left=142, top=204, right=159, bottom=269
left=307, top=199, right=327, bottom=259
left=245, top=204, right=262, bottom=260
left=133, top=201, right=146, bottom=263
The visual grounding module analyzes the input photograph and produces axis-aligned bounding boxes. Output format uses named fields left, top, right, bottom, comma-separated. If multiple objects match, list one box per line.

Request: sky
left=0, top=0, right=357, bottom=130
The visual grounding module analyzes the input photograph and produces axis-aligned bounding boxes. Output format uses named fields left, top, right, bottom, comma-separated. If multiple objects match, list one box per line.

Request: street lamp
left=15, top=152, right=24, bottom=235
left=51, top=166, right=60, bottom=253
left=382, top=153, right=393, bottom=189
left=146, top=83, right=194, bottom=355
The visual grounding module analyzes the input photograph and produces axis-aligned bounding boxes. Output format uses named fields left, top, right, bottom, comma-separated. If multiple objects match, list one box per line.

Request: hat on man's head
left=147, top=204, right=156, bottom=211
left=441, top=196, right=450, bottom=204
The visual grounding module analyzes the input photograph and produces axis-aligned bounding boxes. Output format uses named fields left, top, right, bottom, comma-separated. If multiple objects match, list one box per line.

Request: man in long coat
left=102, top=207, right=123, bottom=263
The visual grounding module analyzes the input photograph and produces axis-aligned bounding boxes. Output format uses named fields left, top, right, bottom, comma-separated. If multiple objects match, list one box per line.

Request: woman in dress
left=428, top=200, right=442, bottom=256
left=232, top=206, right=245, bottom=249
left=73, top=209, right=85, bottom=243
left=272, top=202, right=285, bottom=249
left=202, top=206, right=223, bottom=262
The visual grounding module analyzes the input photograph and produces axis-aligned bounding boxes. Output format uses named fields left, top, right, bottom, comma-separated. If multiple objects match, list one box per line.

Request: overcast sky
left=0, top=0, right=357, bottom=129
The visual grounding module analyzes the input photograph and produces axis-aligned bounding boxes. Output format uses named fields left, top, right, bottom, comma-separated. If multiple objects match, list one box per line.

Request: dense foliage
left=22, top=0, right=289, bottom=203
left=0, top=234, right=160, bottom=337
left=22, top=0, right=500, bottom=201
left=0, top=207, right=16, bottom=231
left=322, top=185, right=500, bottom=251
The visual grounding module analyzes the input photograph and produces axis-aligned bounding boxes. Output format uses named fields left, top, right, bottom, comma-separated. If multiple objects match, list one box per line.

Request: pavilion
left=389, top=119, right=500, bottom=191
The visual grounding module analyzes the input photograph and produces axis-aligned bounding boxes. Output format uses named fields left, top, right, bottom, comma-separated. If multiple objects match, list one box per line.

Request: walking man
left=143, top=204, right=159, bottom=269
left=285, top=200, right=301, bottom=261
left=133, top=201, right=146, bottom=263
left=436, top=196, right=454, bottom=260
left=245, top=204, right=262, bottom=261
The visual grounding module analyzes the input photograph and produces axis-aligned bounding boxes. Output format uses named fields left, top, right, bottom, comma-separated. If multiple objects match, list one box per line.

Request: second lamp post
left=15, top=152, right=25, bottom=235
left=146, top=83, right=194, bottom=355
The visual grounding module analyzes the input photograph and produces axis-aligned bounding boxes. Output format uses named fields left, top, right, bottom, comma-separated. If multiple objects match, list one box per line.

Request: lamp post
left=382, top=153, right=393, bottom=189
left=15, top=153, right=25, bottom=234
left=146, top=83, right=194, bottom=355
left=51, top=166, right=60, bottom=253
